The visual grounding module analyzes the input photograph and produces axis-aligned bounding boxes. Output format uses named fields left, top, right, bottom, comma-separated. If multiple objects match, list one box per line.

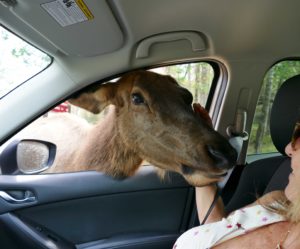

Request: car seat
left=225, top=74, right=300, bottom=214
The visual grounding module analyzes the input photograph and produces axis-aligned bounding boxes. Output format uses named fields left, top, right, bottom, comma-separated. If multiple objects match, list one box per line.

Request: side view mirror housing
left=0, top=139, right=56, bottom=175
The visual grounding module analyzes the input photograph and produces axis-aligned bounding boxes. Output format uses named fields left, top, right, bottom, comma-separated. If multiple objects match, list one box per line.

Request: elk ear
left=68, top=82, right=118, bottom=114
left=193, top=103, right=213, bottom=127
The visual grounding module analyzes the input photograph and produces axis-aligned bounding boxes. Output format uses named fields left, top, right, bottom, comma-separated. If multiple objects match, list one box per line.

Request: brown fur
left=20, top=71, right=237, bottom=186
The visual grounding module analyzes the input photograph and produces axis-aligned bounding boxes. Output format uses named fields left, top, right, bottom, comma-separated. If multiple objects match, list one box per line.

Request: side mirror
left=0, top=139, right=56, bottom=175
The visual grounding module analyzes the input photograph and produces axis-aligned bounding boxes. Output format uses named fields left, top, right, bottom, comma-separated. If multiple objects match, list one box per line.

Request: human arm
left=196, top=184, right=226, bottom=224
left=193, top=103, right=226, bottom=222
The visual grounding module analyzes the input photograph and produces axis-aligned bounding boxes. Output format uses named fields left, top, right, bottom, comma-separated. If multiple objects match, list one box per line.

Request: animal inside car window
left=1, top=63, right=218, bottom=176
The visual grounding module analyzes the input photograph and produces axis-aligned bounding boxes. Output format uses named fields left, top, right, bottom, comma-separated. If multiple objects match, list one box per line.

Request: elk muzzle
left=206, top=144, right=237, bottom=170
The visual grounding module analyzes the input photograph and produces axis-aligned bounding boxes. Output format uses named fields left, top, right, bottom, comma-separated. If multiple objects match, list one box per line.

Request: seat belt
left=201, top=109, right=248, bottom=225
left=189, top=105, right=248, bottom=226
left=200, top=136, right=245, bottom=225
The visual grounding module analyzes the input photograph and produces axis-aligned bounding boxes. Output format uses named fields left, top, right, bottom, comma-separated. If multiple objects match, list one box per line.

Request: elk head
left=69, top=70, right=237, bottom=186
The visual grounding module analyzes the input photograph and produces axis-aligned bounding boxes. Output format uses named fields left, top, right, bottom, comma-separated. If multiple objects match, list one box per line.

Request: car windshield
left=0, top=26, right=51, bottom=99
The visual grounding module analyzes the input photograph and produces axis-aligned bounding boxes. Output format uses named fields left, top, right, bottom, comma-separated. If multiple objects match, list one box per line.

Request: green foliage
left=0, top=26, right=51, bottom=98
left=10, top=45, right=51, bottom=65
left=12, top=47, right=32, bottom=57
left=12, top=47, right=32, bottom=64
left=0, top=29, right=8, bottom=40
left=248, top=61, right=300, bottom=155
left=160, top=63, right=214, bottom=106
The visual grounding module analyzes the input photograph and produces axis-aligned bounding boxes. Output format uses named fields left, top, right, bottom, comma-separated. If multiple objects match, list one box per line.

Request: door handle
left=0, top=190, right=36, bottom=204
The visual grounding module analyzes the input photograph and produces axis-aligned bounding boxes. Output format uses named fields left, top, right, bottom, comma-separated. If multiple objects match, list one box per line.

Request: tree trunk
left=254, top=69, right=274, bottom=153
left=194, top=64, right=202, bottom=103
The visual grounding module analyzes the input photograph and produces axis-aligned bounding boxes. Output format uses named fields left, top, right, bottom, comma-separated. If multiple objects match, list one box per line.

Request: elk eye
left=131, top=93, right=145, bottom=105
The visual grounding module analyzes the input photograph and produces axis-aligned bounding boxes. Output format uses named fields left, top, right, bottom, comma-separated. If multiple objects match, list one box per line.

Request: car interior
left=225, top=75, right=300, bottom=214
left=1, top=1, right=300, bottom=249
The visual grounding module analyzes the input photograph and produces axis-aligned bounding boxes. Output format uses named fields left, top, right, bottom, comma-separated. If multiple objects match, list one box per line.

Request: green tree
left=248, top=61, right=300, bottom=154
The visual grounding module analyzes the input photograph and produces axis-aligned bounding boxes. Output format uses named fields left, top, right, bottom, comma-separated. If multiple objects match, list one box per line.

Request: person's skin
left=284, top=136, right=300, bottom=202
left=197, top=136, right=300, bottom=223
left=189, top=108, right=300, bottom=248
left=196, top=184, right=225, bottom=223
left=194, top=136, right=300, bottom=248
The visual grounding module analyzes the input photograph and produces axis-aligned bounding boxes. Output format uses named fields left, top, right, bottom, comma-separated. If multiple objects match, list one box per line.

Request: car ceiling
left=2, top=1, right=300, bottom=69
left=1, top=0, right=300, bottom=144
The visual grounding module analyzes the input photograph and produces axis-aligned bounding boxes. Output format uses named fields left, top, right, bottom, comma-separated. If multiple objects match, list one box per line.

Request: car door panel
left=0, top=213, right=75, bottom=249
left=77, top=234, right=178, bottom=249
left=0, top=166, right=193, bottom=249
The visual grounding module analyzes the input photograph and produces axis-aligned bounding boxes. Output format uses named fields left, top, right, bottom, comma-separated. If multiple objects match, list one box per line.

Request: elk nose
left=206, top=145, right=237, bottom=169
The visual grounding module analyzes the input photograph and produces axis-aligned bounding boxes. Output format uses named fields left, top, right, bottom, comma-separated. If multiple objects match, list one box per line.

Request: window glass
left=248, top=61, right=300, bottom=155
left=0, top=62, right=215, bottom=175
left=40, top=63, right=214, bottom=124
left=0, top=26, right=51, bottom=98
left=150, top=63, right=214, bottom=106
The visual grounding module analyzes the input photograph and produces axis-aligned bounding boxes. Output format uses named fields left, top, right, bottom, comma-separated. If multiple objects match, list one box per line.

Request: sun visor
left=1, top=0, right=124, bottom=56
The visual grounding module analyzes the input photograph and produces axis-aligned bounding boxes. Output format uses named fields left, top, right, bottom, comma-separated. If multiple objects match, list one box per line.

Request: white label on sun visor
left=41, top=0, right=94, bottom=27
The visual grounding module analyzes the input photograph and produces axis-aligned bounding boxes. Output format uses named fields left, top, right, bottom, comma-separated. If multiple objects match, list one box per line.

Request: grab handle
left=136, top=31, right=206, bottom=58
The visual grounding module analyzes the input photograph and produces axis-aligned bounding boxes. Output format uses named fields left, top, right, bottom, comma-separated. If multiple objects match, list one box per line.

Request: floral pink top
left=173, top=204, right=285, bottom=249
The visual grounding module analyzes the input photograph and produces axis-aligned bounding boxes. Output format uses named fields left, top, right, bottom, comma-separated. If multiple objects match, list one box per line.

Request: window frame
left=247, top=59, right=300, bottom=158
left=0, top=25, right=53, bottom=100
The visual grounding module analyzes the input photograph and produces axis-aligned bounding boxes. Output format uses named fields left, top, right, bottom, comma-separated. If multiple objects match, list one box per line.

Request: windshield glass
left=0, top=26, right=51, bottom=98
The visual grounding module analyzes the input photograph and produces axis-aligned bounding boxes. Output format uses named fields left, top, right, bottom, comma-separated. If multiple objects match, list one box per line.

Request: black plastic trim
left=0, top=213, right=74, bottom=249
left=77, top=233, right=178, bottom=249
